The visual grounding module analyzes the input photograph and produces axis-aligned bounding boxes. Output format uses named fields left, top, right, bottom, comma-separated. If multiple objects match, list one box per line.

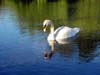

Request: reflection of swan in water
left=44, top=36, right=79, bottom=60
left=44, top=40, right=55, bottom=60
left=43, top=19, right=80, bottom=43
left=44, top=40, right=79, bottom=60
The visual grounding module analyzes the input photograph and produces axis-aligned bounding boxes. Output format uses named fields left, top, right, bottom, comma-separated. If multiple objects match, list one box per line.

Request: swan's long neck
left=50, top=25, right=54, bottom=34
left=48, top=24, right=55, bottom=40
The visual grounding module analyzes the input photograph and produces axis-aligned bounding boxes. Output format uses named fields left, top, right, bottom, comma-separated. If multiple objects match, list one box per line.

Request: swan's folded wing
left=54, top=26, right=80, bottom=40
left=54, top=26, right=72, bottom=39
left=66, top=27, right=80, bottom=38
left=54, top=26, right=65, bottom=37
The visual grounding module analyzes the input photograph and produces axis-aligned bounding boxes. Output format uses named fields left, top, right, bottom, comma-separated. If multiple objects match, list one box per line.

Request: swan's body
left=48, top=26, right=79, bottom=40
left=43, top=19, right=80, bottom=43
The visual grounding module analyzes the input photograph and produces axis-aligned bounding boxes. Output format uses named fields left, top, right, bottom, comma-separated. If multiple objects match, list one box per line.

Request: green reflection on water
left=3, top=0, right=100, bottom=38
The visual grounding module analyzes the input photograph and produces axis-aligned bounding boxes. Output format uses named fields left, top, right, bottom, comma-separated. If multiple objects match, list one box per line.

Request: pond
left=0, top=0, right=100, bottom=75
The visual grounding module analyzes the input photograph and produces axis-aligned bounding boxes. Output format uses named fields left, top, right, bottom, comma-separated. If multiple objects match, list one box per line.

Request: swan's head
left=43, top=19, right=53, bottom=32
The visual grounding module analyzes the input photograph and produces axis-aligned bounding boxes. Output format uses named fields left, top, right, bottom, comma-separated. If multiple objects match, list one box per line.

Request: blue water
left=0, top=7, right=100, bottom=75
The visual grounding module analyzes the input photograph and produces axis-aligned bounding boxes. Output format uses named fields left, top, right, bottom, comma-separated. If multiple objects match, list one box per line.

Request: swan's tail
left=73, top=27, right=80, bottom=34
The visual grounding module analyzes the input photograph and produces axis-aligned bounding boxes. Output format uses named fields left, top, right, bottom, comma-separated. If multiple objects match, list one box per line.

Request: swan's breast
left=47, top=33, right=55, bottom=40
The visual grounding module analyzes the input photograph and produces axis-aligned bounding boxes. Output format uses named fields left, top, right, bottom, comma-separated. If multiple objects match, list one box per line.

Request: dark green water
left=0, top=0, right=100, bottom=75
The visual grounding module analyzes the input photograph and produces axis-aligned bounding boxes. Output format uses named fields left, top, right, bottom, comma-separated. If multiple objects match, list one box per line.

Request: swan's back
left=54, top=26, right=80, bottom=40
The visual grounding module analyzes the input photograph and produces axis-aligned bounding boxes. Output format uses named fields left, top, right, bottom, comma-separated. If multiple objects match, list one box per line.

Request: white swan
left=43, top=19, right=80, bottom=44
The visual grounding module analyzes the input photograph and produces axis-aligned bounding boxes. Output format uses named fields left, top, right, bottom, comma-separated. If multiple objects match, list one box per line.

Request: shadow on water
left=77, top=37, right=100, bottom=63
left=14, top=0, right=33, bottom=5
left=55, top=42, right=79, bottom=58
left=0, top=0, right=2, bottom=5
left=67, top=0, right=78, bottom=22
left=47, top=0, right=59, bottom=2
left=67, top=0, right=79, bottom=4
left=0, top=0, right=4, bottom=6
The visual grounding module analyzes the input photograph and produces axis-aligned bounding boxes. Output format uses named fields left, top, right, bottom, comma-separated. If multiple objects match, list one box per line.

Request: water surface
left=0, top=0, right=100, bottom=75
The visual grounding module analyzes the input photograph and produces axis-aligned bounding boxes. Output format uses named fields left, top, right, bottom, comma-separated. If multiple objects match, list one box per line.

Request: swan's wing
left=54, top=26, right=71, bottom=39
left=54, top=26, right=80, bottom=40
left=54, top=26, right=65, bottom=36
left=68, top=27, right=80, bottom=37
